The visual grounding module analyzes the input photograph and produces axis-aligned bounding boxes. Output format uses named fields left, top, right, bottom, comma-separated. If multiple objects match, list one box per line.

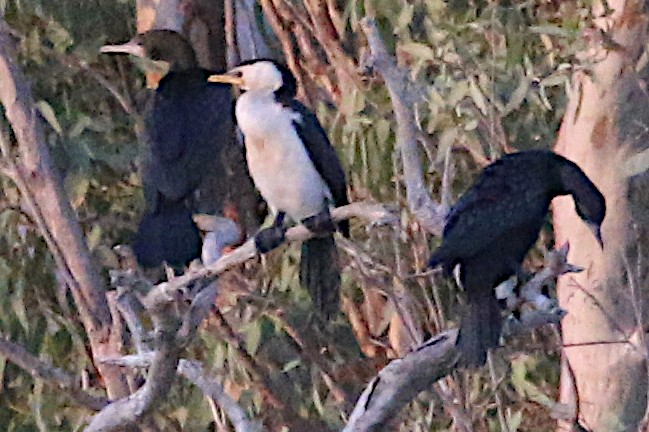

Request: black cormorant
left=208, top=60, right=349, bottom=317
left=101, top=30, right=233, bottom=269
left=428, top=150, right=606, bottom=366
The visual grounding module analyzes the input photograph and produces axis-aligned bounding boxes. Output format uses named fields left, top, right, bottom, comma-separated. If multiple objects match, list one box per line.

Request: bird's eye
left=231, top=70, right=243, bottom=78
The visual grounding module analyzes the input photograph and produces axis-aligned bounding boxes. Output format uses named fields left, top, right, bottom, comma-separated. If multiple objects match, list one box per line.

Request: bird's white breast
left=235, top=92, right=331, bottom=221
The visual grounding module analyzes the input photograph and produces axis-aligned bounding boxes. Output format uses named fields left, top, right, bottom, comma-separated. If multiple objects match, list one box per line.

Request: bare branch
left=178, top=360, right=263, bottom=432
left=343, top=330, right=460, bottom=432
left=85, top=217, right=245, bottom=431
left=360, top=17, right=446, bottom=236
left=0, top=334, right=108, bottom=411
left=145, top=202, right=397, bottom=307
left=116, top=290, right=152, bottom=354
left=99, top=353, right=261, bottom=432
left=344, top=245, right=581, bottom=431
left=96, top=241, right=578, bottom=432
left=0, top=19, right=129, bottom=398
left=235, top=0, right=272, bottom=61
left=84, top=313, right=183, bottom=432
left=86, top=204, right=394, bottom=430
left=302, top=0, right=360, bottom=99
left=259, top=0, right=312, bottom=103
left=101, top=352, right=155, bottom=368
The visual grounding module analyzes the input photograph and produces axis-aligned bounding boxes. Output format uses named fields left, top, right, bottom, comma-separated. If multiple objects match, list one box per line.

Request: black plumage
left=290, top=99, right=349, bottom=317
left=102, top=30, right=233, bottom=269
left=428, top=150, right=606, bottom=366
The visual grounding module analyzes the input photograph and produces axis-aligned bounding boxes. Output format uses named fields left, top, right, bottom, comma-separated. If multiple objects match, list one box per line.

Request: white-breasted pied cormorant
left=208, top=60, right=349, bottom=317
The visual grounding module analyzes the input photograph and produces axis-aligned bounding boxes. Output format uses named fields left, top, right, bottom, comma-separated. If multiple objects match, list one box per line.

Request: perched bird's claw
left=254, top=226, right=286, bottom=253
left=302, top=210, right=336, bottom=235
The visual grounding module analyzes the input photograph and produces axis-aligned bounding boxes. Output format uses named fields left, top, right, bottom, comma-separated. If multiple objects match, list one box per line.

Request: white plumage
left=207, top=59, right=348, bottom=317
left=235, top=82, right=331, bottom=222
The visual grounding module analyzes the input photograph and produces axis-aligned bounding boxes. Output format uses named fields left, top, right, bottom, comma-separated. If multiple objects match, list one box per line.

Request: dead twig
left=0, top=334, right=108, bottom=411
left=145, top=202, right=397, bottom=307
left=360, top=17, right=446, bottom=236
left=343, top=330, right=460, bottom=432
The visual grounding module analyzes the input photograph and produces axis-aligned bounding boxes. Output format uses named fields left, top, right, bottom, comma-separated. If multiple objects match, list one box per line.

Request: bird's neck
left=244, top=89, right=278, bottom=100
left=237, top=90, right=278, bottom=112
left=169, top=51, right=198, bottom=72
left=558, top=162, right=603, bottom=218
left=559, top=162, right=590, bottom=195
left=157, top=69, right=205, bottom=92
left=236, top=91, right=278, bottom=137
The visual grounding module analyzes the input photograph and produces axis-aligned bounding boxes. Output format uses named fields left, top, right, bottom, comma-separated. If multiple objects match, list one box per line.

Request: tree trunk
left=553, top=1, right=649, bottom=430
left=183, top=0, right=264, bottom=233
left=0, top=22, right=130, bottom=400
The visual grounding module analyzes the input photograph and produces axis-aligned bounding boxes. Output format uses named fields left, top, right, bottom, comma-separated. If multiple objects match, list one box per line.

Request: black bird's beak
left=100, top=40, right=146, bottom=58
left=589, top=223, right=604, bottom=249
left=208, top=70, right=244, bottom=87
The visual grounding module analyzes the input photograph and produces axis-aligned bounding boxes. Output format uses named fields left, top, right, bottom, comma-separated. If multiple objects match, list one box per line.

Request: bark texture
left=0, top=21, right=130, bottom=399
left=554, top=1, right=649, bottom=430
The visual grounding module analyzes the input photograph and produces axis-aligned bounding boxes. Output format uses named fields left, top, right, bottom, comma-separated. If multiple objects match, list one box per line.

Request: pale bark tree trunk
left=0, top=22, right=131, bottom=401
left=136, top=0, right=182, bottom=34
left=554, top=1, right=649, bottom=430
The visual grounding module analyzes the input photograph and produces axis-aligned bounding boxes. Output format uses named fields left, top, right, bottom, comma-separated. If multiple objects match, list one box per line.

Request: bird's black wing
left=288, top=100, right=350, bottom=236
left=142, top=72, right=232, bottom=204
left=434, top=155, right=551, bottom=263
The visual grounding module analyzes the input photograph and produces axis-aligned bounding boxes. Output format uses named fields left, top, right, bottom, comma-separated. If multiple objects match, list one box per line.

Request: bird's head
left=557, top=156, right=606, bottom=248
left=100, top=30, right=197, bottom=84
left=575, top=191, right=606, bottom=248
left=208, top=59, right=296, bottom=98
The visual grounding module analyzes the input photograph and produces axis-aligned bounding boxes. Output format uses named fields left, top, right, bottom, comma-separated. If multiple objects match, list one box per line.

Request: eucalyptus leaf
left=469, top=79, right=488, bottom=115
left=624, top=148, right=649, bottom=178
left=503, top=77, right=530, bottom=116
left=399, top=42, right=435, bottom=61
left=36, top=100, right=64, bottom=135
left=244, top=320, right=262, bottom=356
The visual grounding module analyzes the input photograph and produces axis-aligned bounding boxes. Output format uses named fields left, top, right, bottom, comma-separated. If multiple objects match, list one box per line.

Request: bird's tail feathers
left=300, top=235, right=340, bottom=318
left=457, top=290, right=502, bottom=367
left=133, top=198, right=201, bottom=269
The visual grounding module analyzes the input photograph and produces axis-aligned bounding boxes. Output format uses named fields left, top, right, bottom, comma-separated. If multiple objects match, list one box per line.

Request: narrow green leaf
left=447, top=80, right=469, bottom=107
left=540, top=72, right=570, bottom=87
left=507, top=409, right=523, bottom=432
left=45, top=19, right=73, bottom=52
left=86, top=225, right=102, bottom=251
left=11, top=294, right=28, bottom=331
left=375, top=118, right=391, bottom=148
left=399, top=42, right=435, bottom=61
left=394, top=3, right=414, bottom=34
left=36, top=100, right=63, bottom=135
left=282, top=358, right=301, bottom=373
left=503, top=77, right=530, bottom=116
left=529, top=25, right=574, bottom=38
left=245, top=320, right=262, bottom=356
left=469, top=79, right=488, bottom=115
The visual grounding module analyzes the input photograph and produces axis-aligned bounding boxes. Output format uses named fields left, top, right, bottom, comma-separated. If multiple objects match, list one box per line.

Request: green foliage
left=0, top=0, right=600, bottom=430
left=0, top=0, right=139, bottom=429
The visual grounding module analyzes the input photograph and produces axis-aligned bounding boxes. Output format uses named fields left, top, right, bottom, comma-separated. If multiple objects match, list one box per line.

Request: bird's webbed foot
left=254, top=226, right=286, bottom=253
left=254, top=212, right=286, bottom=253
left=302, top=209, right=336, bottom=235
